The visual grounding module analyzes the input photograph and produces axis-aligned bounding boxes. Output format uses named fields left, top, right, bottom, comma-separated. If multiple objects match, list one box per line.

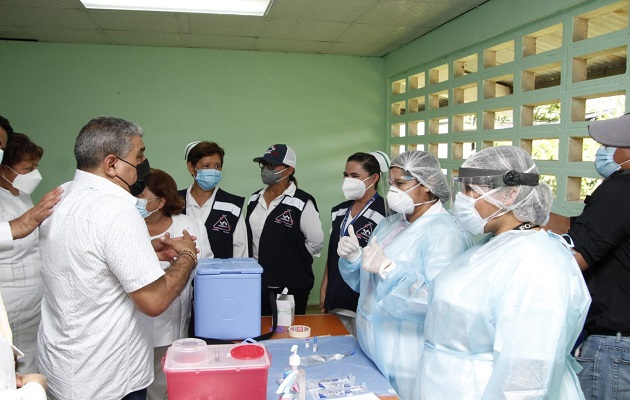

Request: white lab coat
left=148, top=214, right=213, bottom=400
left=421, top=229, right=591, bottom=399
left=151, top=214, right=213, bottom=347
left=0, top=189, right=42, bottom=374
left=339, top=203, right=473, bottom=400
left=0, top=291, right=46, bottom=400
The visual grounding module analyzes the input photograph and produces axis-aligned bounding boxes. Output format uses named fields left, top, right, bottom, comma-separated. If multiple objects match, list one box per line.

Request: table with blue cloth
left=264, top=335, right=398, bottom=399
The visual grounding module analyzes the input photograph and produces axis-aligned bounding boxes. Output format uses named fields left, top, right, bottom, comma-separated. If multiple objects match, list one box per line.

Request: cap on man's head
left=253, top=144, right=297, bottom=168
left=588, top=113, right=630, bottom=147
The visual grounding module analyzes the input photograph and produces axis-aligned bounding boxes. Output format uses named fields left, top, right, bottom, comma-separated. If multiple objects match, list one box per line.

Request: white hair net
left=390, top=151, right=451, bottom=203
left=460, top=146, right=552, bottom=226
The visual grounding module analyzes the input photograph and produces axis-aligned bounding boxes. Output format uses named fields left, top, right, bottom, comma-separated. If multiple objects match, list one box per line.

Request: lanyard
left=339, top=193, right=378, bottom=237
left=512, top=221, right=539, bottom=231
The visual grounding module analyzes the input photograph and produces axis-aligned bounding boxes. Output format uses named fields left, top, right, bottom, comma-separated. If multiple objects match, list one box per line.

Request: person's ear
left=412, top=184, right=430, bottom=200
left=157, top=197, right=167, bottom=210
left=103, top=155, right=119, bottom=178
left=187, top=161, right=196, bottom=177
left=369, top=174, right=379, bottom=186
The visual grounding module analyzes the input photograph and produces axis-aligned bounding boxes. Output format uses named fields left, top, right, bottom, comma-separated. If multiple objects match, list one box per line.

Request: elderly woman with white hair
left=420, top=146, right=591, bottom=399
left=337, top=150, right=473, bottom=400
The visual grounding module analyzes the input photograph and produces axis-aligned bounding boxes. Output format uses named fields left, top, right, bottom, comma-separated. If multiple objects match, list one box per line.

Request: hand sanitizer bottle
left=288, top=344, right=306, bottom=400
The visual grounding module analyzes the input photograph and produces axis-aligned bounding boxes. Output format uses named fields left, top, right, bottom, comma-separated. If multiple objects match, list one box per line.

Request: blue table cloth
left=264, top=335, right=398, bottom=399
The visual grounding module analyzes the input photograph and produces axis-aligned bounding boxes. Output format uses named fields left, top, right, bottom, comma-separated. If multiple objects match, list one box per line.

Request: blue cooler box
left=194, top=258, right=263, bottom=340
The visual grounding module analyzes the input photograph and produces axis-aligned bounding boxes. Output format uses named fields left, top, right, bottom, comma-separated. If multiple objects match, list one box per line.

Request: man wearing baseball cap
left=246, top=144, right=324, bottom=316
left=546, top=113, right=630, bottom=400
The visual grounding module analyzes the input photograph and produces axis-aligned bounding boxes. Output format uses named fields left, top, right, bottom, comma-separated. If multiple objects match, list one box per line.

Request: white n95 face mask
left=342, top=176, right=373, bottom=200
left=386, top=184, right=436, bottom=215
left=10, top=168, right=43, bottom=195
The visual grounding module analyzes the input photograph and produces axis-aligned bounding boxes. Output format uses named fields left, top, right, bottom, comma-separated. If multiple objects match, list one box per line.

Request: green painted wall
left=0, top=40, right=385, bottom=306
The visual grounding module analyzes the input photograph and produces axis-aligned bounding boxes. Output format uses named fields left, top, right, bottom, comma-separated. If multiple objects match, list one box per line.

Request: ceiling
left=0, top=0, right=490, bottom=57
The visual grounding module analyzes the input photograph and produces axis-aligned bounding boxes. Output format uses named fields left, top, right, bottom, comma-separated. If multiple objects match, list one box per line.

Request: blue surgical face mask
left=451, top=190, right=507, bottom=235
left=195, top=168, right=221, bottom=191
left=595, top=146, right=630, bottom=178
left=135, top=198, right=158, bottom=219
left=451, top=192, right=487, bottom=234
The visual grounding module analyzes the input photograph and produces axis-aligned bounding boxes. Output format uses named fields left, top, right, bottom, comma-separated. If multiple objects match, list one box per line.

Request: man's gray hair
left=75, top=117, right=143, bottom=170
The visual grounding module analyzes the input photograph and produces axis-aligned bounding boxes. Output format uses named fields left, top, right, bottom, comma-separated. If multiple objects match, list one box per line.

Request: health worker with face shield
left=319, top=151, right=389, bottom=336
left=245, top=144, right=324, bottom=316
left=0, top=133, right=48, bottom=374
left=420, top=146, right=591, bottom=399
left=337, top=150, right=473, bottom=400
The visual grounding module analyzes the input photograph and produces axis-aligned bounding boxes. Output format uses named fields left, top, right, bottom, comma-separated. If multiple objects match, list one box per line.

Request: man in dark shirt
left=546, top=113, right=630, bottom=400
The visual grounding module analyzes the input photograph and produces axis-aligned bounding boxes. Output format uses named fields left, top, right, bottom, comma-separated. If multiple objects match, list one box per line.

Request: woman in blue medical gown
left=337, top=151, right=473, bottom=399
left=421, top=146, right=591, bottom=399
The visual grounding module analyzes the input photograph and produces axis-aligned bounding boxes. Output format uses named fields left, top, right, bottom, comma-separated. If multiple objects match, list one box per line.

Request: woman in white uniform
left=137, top=169, right=213, bottom=400
left=0, top=291, right=47, bottom=400
left=0, top=133, right=45, bottom=374
left=337, top=151, right=473, bottom=399
left=421, top=146, right=591, bottom=399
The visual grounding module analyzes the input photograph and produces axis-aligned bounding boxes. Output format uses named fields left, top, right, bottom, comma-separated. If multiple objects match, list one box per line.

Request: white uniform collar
left=74, top=169, right=137, bottom=205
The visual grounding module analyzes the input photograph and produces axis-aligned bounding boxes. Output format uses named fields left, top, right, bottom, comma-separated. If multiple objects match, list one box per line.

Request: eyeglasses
left=388, top=175, right=416, bottom=188
left=258, top=161, right=282, bottom=170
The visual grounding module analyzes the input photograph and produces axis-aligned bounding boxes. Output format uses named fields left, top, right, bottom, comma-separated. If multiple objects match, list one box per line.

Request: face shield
left=452, top=168, right=539, bottom=205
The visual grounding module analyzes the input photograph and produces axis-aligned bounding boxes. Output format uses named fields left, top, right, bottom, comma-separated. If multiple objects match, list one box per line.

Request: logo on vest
left=355, top=222, right=374, bottom=241
left=275, top=210, right=294, bottom=227
left=212, top=215, right=232, bottom=233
